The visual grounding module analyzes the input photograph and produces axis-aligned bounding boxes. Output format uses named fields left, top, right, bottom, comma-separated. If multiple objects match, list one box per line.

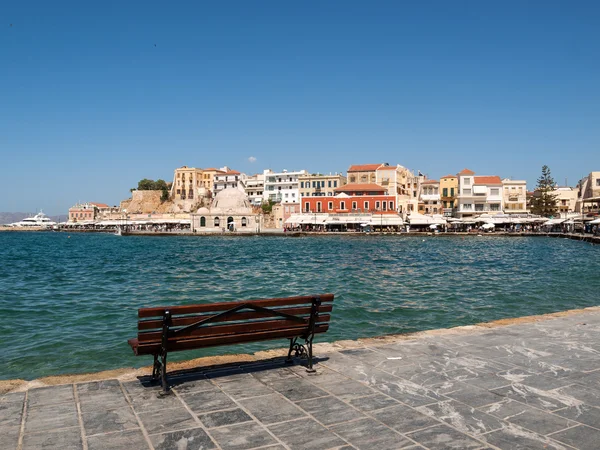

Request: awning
left=408, top=214, right=446, bottom=225
left=370, top=216, right=404, bottom=226
left=588, top=218, right=600, bottom=225
left=543, top=218, right=566, bottom=226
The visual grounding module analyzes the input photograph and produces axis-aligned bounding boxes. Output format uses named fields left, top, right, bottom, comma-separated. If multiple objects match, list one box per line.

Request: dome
left=197, top=207, right=210, bottom=214
left=211, top=188, right=252, bottom=213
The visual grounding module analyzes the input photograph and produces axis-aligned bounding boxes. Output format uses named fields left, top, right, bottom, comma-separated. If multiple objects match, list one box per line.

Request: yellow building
left=439, top=174, right=458, bottom=215
left=299, top=173, right=347, bottom=197
left=171, top=166, right=205, bottom=201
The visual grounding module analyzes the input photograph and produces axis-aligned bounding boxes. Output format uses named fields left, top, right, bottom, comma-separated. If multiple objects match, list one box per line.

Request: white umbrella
left=481, top=223, right=495, bottom=229
left=429, top=224, right=438, bottom=229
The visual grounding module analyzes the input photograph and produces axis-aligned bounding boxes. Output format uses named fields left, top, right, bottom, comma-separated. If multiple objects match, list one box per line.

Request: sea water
left=1, top=232, right=598, bottom=380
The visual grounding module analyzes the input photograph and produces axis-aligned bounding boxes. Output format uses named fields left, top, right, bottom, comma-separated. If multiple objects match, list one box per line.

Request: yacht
left=9, top=211, right=57, bottom=228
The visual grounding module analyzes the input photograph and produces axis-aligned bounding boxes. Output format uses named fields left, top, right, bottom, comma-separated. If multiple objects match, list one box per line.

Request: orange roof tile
left=90, top=202, right=109, bottom=208
left=222, top=170, right=240, bottom=175
left=348, top=164, right=382, bottom=172
left=376, top=166, right=395, bottom=171
left=441, top=174, right=456, bottom=179
left=421, top=180, right=438, bottom=184
left=474, top=176, right=502, bottom=185
left=459, top=168, right=475, bottom=175
left=334, top=183, right=386, bottom=192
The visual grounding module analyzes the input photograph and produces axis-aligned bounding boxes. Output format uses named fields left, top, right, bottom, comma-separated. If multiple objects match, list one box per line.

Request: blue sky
left=1, top=1, right=599, bottom=215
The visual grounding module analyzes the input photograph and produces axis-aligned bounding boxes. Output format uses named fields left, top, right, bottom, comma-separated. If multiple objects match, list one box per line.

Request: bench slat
left=138, top=294, right=334, bottom=318
left=138, top=314, right=332, bottom=343
left=138, top=304, right=334, bottom=331
left=133, top=324, right=330, bottom=355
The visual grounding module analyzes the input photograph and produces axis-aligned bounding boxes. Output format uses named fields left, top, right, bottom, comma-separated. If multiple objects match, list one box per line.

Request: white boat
left=9, top=211, right=57, bottom=228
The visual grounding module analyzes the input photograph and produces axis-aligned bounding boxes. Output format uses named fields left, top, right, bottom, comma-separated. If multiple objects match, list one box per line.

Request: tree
left=136, top=178, right=171, bottom=202
left=261, top=199, right=275, bottom=214
left=530, top=165, right=558, bottom=217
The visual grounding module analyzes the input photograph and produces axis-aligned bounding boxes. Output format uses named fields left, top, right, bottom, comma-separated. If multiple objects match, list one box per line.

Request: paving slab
left=269, top=417, right=346, bottom=449
left=28, top=385, right=74, bottom=407
left=348, top=393, right=399, bottom=412
left=405, top=423, right=486, bottom=449
left=179, top=389, right=238, bottom=414
left=238, top=393, right=306, bottom=424
left=22, top=428, right=83, bottom=450
left=25, top=401, right=79, bottom=433
left=296, top=395, right=365, bottom=426
left=137, top=406, right=197, bottom=435
left=210, top=422, right=278, bottom=450
left=87, top=429, right=149, bottom=450
left=550, top=424, right=600, bottom=450
left=330, top=417, right=414, bottom=449
left=199, top=407, right=253, bottom=428
left=81, top=405, right=139, bottom=436
left=150, top=426, right=216, bottom=450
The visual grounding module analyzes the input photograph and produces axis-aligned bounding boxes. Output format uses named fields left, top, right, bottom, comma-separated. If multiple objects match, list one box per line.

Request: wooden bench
left=128, top=294, right=334, bottom=393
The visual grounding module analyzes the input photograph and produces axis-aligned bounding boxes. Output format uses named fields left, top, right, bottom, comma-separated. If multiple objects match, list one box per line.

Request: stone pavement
left=2, top=309, right=600, bottom=449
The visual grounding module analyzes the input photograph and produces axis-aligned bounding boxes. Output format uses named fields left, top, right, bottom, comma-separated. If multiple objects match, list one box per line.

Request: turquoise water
left=1, top=232, right=598, bottom=381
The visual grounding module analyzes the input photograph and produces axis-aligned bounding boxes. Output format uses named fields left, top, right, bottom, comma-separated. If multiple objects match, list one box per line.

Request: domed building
left=190, top=188, right=262, bottom=233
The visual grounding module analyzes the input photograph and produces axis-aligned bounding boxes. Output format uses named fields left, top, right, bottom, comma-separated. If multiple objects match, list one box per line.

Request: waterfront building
left=456, top=169, right=503, bottom=218
left=552, top=187, right=578, bottom=216
left=213, top=169, right=246, bottom=195
left=201, top=168, right=228, bottom=193
left=244, top=173, right=265, bottom=206
left=502, top=179, right=528, bottom=215
left=68, top=202, right=108, bottom=222
left=577, top=171, right=600, bottom=214
left=273, top=202, right=300, bottom=228
left=418, top=180, right=441, bottom=215
left=347, top=163, right=416, bottom=215
left=299, top=173, right=347, bottom=197
left=262, top=169, right=307, bottom=204
left=190, top=188, right=261, bottom=233
left=170, top=166, right=206, bottom=201
left=302, top=183, right=396, bottom=214
left=439, top=174, right=458, bottom=216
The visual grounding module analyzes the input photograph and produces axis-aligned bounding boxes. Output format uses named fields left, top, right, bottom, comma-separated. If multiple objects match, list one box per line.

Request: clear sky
left=1, top=1, right=599, bottom=215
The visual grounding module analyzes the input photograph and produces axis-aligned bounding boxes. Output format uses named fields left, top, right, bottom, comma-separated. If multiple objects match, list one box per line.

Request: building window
left=443, top=188, right=448, bottom=197
left=328, top=180, right=331, bottom=188
left=214, top=217, right=220, bottom=226
left=490, top=204, right=500, bottom=211
left=200, top=217, right=206, bottom=227
left=352, top=201, right=357, bottom=210
left=375, top=201, right=380, bottom=209
left=317, top=202, right=322, bottom=212
left=305, top=202, right=310, bottom=212
left=389, top=201, right=394, bottom=210
left=340, top=201, right=346, bottom=210
left=450, top=188, right=455, bottom=197
left=464, top=178, right=471, bottom=186
left=321, top=181, right=325, bottom=187
left=596, top=179, right=600, bottom=186
left=463, top=204, right=472, bottom=210
left=491, top=188, right=499, bottom=196
left=312, top=181, right=316, bottom=188
left=349, top=176, right=355, bottom=183
left=241, top=217, right=247, bottom=227
left=364, top=201, right=369, bottom=210
left=328, top=201, right=333, bottom=210
left=334, top=181, right=337, bottom=187
left=300, top=182, right=304, bottom=188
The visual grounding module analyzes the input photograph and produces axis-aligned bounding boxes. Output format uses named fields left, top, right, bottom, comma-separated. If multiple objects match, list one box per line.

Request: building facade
left=244, top=174, right=265, bottom=206
left=171, top=166, right=205, bottom=201
left=190, top=188, right=261, bottom=233
left=439, top=174, right=458, bottom=216
left=299, top=173, right=347, bottom=197
left=502, top=179, right=528, bottom=215
left=418, top=180, right=441, bottom=215
left=554, top=187, right=578, bottom=216
left=456, top=169, right=503, bottom=218
left=263, top=169, right=307, bottom=204
left=213, top=169, right=245, bottom=195
left=68, top=202, right=108, bottom=222
left=577, top=171, right=600, bottom=214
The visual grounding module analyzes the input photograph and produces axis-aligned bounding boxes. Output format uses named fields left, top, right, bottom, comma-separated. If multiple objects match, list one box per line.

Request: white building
left=456, top=169, right=503, bottom=218
left=554, top=187, right=578, bottom=216
left=263, top=169, right=308, bottom=204
left=419, top=180, right=441, bottom=215
left=190, top=188, right=262, bottom=233
left=244, top=173, right=265, bottom=206
left=213, top=168, right=246, bottom=195
left=502, top=179, right=528, bottom=215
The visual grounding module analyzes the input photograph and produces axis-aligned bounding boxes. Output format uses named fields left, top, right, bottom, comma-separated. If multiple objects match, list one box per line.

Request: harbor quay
left=3, top=308, right=600, bottom=450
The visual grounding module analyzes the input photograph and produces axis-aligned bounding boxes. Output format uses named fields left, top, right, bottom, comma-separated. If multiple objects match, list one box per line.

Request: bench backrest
left=134, top=294, right=334, bottom=355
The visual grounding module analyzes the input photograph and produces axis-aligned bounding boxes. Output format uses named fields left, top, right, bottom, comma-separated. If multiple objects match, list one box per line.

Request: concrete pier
left=2, top=308, right=600, bottom=449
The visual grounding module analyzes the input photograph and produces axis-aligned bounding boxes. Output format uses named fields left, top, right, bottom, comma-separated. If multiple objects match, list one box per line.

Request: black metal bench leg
left=151, top=354, right=160, bottom=381
left=306, top=337, right=316, bottom=373
left=285, top=337, right=297, bottom=364
left=158, top=351, right=170, bottom=396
